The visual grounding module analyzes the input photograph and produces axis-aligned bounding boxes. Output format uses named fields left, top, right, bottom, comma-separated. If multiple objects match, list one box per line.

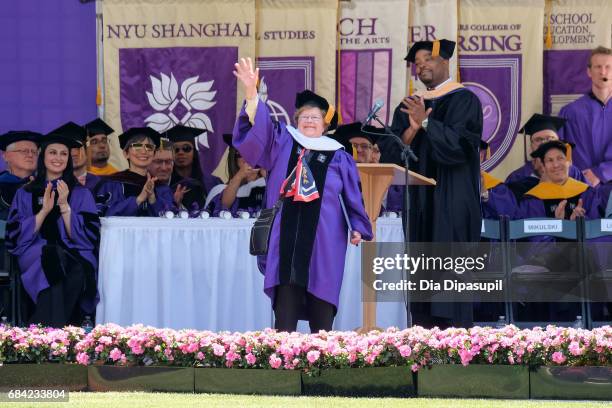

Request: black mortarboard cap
left=162, top=125, right=204, bottom=144
left=405, top=39, right=456, bottom=63
left=84, top=118, right=114, bottom=137
left=40, top=132, right=83, bottom=149
left=118, top=127, right=161, bottom=150
left=530, top=140, right=570, bottom=160
left=0, top=131, right=41, bottom=151
left=49, top=121, right=87, bottom=146
left=520, top=114, right=566, bottom=136
left=295, top=90, right=338, bottom=131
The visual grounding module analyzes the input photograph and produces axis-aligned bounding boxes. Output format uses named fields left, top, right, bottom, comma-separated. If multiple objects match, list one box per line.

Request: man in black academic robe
left=389, top=39, right=483, bottom=328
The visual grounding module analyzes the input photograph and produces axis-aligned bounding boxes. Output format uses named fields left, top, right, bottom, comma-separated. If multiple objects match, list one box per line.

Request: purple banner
left=460, top=55, right=523, bottom=171
left=256, top=57, right=315, bottom=125
left=0, top=1, right=97, bottom=170
left=543, top=49, right=591, bottom=115
left=119, top=46, right=238, bottom=174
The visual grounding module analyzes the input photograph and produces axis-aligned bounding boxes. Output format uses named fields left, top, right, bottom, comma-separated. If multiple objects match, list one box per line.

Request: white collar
left=286, top=126, right=343, bottom=151
left=433, top=77, right=452, bottom=90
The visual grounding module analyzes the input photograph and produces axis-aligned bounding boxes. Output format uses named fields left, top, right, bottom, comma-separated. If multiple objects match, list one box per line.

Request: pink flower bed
left=1, top=324, right=610, bottom=371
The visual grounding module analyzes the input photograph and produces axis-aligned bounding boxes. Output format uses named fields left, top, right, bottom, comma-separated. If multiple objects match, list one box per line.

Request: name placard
left=601, top=219, right=612, bottom=232
left=524, top=220, right=563, bottom=233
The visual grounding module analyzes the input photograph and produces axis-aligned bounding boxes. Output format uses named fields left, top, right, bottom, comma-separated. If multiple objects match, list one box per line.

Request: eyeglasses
left=174, top=145, right=193, bottom=154
left=372, top=147, right=380, bottom=154
left=8, top=148, right=38, bottom=156
left=152, top=159, right=174, bottom=166
left=351, top=142, right=373, bottom=151
left=129, top=143, right=156, bottom=152
left=298, top=115, right=323, bottom=123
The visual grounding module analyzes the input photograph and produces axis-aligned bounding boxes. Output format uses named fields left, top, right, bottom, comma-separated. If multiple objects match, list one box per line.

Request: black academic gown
left=390, top=87, right=483, bottom=328
left=390, top=88, right=483, bottom=243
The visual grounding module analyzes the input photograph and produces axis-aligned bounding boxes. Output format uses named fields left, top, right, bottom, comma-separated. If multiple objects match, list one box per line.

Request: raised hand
left=400, top=96, right=432, bottom=131
left=173, top=184, right=190, bottom=206
left=41, top=182, right=55, bottom=215
left=233, top=57, right=259, bottom=100
left=56, top=180, right=70, bottom=206
left=570, top=198, right=586, bottom=220
left=554, top=200, right=568, bottom=219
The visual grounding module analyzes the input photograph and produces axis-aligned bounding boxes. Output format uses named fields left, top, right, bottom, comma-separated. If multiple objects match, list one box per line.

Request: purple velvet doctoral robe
left=99, top=170, right=174, bottom=217
left=207, top=177, right=266, bottom=217
left=482, top=183, right=520, bottom=220
left=559, top=93, right=612, bottom=183
left=7, top=185, right=100, bottom=313
left=232, top=101, right=373, bottom=309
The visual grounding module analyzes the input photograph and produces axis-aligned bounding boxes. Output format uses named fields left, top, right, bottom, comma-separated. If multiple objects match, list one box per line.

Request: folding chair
left=476, top=216, right=510, bottom=326
left=506, top=217, right=586, bottom=328
left=583, top=218, right=612, bottom=328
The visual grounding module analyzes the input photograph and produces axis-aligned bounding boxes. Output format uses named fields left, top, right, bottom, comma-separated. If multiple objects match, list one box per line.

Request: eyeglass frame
left=129, top=142, right=156, bottom=152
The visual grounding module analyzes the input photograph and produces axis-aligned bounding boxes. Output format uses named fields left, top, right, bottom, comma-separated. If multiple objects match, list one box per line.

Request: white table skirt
left=96, top=216, right=407, bottom=332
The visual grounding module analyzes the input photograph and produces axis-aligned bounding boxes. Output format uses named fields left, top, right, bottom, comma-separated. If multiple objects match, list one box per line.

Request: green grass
left=6, top=392, right=612, bottom=408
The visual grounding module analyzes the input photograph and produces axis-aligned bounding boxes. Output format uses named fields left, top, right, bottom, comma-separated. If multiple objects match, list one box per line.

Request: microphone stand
left=361, top=116, right=418, bottom=327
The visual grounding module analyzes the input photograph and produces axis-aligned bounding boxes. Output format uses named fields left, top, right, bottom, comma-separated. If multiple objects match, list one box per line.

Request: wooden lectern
left=355, top=163, right=436, bottom=333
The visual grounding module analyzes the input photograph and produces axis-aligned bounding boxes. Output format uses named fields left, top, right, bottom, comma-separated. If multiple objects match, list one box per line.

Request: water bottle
left=219, top=210, right=232, bottom=220
left=82, top=315, right=94, bottom=334
left=1, top=316, right=8, bottom=326
left=162, top=210, right=175, bottom=219
left=198, top=210, right=210, bottom=219
left=573, top=315, right=583, bottom=329
left=495, top=316, right=506, bottom=329
left=178, top=210, right=189, bottom=219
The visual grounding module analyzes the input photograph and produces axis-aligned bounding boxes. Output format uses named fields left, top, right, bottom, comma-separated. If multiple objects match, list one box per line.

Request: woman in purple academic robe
left=205, top=134, right=267, bottom=217
left=233, top=58, right=373, bottom=333
left=7, top=134, right=100, bottom=327
left=100, top=127, right=173, bottom=217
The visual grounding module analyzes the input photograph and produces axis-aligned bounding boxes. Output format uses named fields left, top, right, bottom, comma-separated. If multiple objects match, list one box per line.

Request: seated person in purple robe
left=165, top=125, right=220, bottom=212
left=515, top=140, right=606, bottom=323
left=233, top=57, right=373, bottom=333
left=506, top=114, right=587, bottom=199
left=205, top=134, right=266, bottom=217
left=480, top=140, right=519, bottom=219
left=559, top=46, right=612, bottom=198
left=100, top=127, right=173, bottom=216
left=7, top=133, right=100, bottom=327
left=0, top=131, right=40, bottom=220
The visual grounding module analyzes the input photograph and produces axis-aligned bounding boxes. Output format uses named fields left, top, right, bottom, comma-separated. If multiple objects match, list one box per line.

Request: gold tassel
left=545, top=0, right=553, bottom=49
left=96, top=84, right=102, bottom=106
left=456, top=0, right=461, bottom=82
left=409, top=76, right=414, bottom=96
left=335, top=0, right=343, bottom=125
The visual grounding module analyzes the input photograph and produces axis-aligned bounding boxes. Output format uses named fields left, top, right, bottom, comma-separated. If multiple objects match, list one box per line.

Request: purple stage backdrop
left=0, top=1, right=97, bottom=170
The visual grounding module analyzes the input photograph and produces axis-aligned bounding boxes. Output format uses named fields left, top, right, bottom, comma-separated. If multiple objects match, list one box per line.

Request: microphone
left=363, top=99, right=384, bottom=124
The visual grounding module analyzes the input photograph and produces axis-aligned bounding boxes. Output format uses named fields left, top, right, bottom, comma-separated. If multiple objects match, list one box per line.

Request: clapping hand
left=173, top=184, right=190, bottom=207
left=233, top=57, right=259, bottom=100
left=570, top=198, right=586, bottom=220
left=41, top=182, right=55, bottom=215
left=400, top=96, right=432, bottom=131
